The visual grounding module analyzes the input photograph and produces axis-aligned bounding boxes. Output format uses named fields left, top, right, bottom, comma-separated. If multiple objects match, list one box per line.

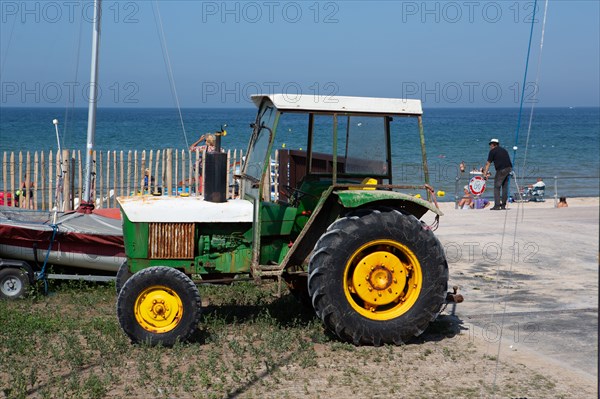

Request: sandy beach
left=423, top=196, right=599, bottom=394
left=437, top=195, right=599, bottom=211
left=429, top=195, right=599, bottom=317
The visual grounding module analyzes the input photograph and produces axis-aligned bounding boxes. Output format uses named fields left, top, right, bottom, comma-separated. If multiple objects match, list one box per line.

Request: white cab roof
left=251, top=94, right=422, bottom=116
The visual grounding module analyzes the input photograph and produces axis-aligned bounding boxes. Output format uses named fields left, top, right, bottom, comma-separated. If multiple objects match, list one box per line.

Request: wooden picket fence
left=0, top=148, right=245, bottom=211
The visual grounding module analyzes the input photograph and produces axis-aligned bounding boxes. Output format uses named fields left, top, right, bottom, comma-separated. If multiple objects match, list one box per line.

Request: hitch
left=446, top=286, right=464, bottom=303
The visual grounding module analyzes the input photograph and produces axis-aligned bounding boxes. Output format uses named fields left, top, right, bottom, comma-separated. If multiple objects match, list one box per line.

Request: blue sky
left=1, top=0, right=598, bottom=108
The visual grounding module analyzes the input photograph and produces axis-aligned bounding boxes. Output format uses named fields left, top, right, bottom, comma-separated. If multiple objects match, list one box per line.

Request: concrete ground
left=426, top=198, right=599, bottom=384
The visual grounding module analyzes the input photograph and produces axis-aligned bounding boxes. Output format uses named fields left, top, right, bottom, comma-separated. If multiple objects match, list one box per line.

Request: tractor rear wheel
left=308, top=208, right=447, bottom=345
left=117, top=266, right=201, bottom=346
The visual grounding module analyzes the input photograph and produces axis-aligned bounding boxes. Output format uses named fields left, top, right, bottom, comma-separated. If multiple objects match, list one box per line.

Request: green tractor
left=116, top=94, right=449, bottom=346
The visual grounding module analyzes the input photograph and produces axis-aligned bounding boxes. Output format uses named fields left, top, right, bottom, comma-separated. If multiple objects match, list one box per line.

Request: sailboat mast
left=81, top=0, right=102, bottom=208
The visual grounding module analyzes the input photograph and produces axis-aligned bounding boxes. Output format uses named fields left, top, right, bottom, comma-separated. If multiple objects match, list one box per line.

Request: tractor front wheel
left=308, top=208, right=448, bottom=345
left=116, top=266, right=201, bottom=346
left=115, top=260, right=132, bottom=294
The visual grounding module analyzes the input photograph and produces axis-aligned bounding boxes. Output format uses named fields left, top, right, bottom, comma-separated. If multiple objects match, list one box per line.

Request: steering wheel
left=279, top=185, right=314, bottom=204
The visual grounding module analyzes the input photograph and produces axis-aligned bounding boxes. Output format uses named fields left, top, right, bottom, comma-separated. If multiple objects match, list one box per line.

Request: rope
left=512, top=0, right=539, bottom=165
left=152, top=0, right=189, bottom=148
left=483, top=1, right=550, bottom=395
left=477, top=178, right=523, bottom=399
left=520, top=0, right=550, bottom=177
left=510, top=173, right=528, bottom=212
left=63, top=0, right=85, bottom=142
left=424, top=184, right=440, bottom=210
left=423, top=185, right=441, bottom=231
left=489, top=179, right=526, bottom=392
left=36, top=224, right=59, bottom=295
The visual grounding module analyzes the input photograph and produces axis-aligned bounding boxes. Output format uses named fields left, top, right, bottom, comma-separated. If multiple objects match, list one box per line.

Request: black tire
left=0, top=268, right=30, bottom=300
left=308, top=208, right=448, bottom=346
left=116, top=266, right=201, bottom=346
left=115, top=260, right=132, bottom=295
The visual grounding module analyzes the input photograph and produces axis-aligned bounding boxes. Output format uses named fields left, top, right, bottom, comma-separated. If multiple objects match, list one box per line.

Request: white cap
left=489, top=138, right=499, bottom=144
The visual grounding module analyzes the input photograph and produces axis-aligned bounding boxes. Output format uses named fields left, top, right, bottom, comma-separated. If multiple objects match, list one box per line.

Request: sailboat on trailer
left=0, top=0, right=125, bottom=279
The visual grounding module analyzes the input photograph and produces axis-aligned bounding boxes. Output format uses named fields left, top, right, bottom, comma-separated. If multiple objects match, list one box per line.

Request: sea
left=1, top=106, right=598, bottom=201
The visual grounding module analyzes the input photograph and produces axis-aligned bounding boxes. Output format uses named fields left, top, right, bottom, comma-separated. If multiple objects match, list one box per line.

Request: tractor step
left=259, top=264, right=283, bottom=271
left=257, top=269, right=283, bottom=277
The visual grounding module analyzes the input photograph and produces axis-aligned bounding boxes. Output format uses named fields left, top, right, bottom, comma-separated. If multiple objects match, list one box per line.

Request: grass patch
left=0, top=282, right=573, bottom=398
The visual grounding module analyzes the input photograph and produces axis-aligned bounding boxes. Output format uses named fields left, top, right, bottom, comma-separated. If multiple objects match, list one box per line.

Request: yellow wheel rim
left=134, top=285, right=184, bottom=333
left=343, top=239, right=423, bottom=321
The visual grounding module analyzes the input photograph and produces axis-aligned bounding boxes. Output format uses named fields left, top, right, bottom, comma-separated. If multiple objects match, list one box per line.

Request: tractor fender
left=281, top=189, right=442, bottom=271
left=334, top=190, right=443, bottom=219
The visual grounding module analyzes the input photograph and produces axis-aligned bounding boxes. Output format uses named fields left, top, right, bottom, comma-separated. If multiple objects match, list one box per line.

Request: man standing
left=482, top=138, right=512, bottom=210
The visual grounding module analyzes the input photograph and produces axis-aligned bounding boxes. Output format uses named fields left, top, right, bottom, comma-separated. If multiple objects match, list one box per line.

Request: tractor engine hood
left=117, top=196, right=253, bottom=223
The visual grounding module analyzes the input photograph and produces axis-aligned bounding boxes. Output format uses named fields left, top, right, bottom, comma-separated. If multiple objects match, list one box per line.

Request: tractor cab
left=243, top=94, right=440, bottom=207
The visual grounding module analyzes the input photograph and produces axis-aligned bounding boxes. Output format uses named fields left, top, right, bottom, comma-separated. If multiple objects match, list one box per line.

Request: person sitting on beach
left=457, top=186, right=473, bottom=209
left=557, top=196, right=568, bottom=208
left=532, top=177, right=545, bottom=190
left=524, top=177, right=546, bottom=202
left=470, top=197, right=491, bottom=209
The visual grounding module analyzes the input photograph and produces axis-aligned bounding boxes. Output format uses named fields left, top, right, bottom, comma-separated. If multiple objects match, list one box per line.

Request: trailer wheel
left=308, top=209, right=448, bottom=345
left=117, top=266, right=201, bottom=346
left=0, top=268, right=30, bottom=300
left=115, top=260, right=132, bottom=294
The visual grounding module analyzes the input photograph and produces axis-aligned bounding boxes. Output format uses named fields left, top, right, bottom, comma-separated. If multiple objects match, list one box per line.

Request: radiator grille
left=149, top=223, right=195, bottom=259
